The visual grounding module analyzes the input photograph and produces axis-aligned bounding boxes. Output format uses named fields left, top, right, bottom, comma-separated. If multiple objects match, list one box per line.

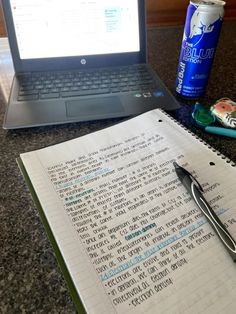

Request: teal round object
left=192, top=103, right=216, bottom=127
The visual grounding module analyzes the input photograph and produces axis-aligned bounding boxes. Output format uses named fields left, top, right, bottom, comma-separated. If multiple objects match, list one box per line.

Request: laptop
left=2, top=0, right=179, bottom=129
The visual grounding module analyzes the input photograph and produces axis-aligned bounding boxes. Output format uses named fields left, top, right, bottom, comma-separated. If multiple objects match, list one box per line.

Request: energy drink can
left=175, top=0, right=225, bottom=98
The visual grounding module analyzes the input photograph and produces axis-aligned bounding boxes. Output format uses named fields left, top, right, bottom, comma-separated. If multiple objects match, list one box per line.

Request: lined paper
left=20, top=109, right=236, bottom=314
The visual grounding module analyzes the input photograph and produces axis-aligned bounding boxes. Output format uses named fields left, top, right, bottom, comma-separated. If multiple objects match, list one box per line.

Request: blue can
left=176, top=0, right=225, bottom=98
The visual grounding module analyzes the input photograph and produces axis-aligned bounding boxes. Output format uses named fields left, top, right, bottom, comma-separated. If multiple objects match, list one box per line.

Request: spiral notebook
left=17, top=109, right=236, bottom=313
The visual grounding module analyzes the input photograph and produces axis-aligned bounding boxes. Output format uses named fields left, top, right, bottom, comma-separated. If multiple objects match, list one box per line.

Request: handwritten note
left=20, top=109, right=236, bottom=314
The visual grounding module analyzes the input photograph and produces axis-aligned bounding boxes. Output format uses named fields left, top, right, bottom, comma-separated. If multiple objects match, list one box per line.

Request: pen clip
left=182, top=167, right=204, bottom=193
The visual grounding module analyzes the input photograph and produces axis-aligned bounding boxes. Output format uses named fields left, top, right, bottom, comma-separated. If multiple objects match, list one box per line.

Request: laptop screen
left=9, top=0, right=140, bottom=60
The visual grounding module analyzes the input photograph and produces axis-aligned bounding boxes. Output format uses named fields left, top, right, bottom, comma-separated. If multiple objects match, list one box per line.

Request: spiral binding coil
left=159, top=109, right=236, bottom=167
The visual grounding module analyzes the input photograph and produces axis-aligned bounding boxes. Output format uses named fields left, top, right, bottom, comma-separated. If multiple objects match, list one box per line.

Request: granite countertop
left=0, top=21, right=236, bottom=313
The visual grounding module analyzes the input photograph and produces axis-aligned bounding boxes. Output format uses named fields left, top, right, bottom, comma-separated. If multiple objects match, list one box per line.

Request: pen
left=173, top=162, right=236, bottom=262
left=204, top=126, right=236, bottom=139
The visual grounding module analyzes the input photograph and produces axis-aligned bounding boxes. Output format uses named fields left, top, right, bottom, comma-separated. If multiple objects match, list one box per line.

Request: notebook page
left=20, top=109, right=236, bottom=314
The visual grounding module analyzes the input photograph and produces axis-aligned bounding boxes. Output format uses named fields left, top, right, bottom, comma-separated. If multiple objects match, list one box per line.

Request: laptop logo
left=80, top=58, right=86, bottom=65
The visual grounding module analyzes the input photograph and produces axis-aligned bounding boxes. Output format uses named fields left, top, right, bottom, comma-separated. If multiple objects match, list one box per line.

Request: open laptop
left=2, top=0, right=179, bottom=129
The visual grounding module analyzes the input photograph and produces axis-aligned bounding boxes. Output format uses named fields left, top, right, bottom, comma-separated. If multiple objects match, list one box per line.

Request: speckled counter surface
left=0, top=22, right=236, bottom=313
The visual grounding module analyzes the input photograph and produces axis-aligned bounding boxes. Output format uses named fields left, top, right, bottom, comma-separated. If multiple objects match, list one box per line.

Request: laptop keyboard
left=17, top=65, right=157, bottom=101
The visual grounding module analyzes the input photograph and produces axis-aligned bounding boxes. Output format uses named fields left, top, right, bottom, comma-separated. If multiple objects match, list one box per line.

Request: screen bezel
left=2, top=0, right=147, bottom=73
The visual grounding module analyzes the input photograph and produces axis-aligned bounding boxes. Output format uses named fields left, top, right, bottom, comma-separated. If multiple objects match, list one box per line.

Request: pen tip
left=173, top=162, right=179, bottom=168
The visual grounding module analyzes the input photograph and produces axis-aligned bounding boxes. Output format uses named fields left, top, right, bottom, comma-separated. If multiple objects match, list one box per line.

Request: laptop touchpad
left=66, top=96, right=124, bottom=117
